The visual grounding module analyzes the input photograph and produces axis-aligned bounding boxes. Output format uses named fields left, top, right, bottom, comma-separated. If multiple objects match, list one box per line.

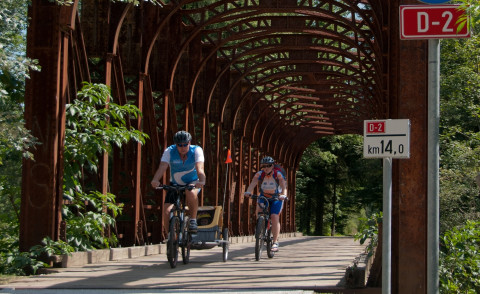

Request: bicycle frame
left=248, top=194, right=278, bottom=260
left=156, top=184, right=194, bottom=268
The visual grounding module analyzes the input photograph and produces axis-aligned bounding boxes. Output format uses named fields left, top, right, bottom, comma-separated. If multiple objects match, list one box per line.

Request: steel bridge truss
left=21, top=0, right=430, bottom=292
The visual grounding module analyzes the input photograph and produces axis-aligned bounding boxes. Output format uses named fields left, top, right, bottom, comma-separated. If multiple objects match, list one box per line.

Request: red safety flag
left=225, top=149, right=232, bottom=164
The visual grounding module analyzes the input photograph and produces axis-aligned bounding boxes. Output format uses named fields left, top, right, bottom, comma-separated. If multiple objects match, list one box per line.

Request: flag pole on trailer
left=222, top=149, right=232, bottom=221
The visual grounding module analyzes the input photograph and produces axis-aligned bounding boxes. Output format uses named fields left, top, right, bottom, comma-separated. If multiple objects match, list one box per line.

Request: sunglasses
left=176, top=143, right=189, bottom=147
left=261, top=164, right=273, bottom=168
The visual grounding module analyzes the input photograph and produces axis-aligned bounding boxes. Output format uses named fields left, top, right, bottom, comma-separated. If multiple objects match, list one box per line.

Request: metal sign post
left=427, top=38, right=440, bottom=294
left=364, top=119, right=411, bottom=294
left=383, top=157, right=392, bottom=294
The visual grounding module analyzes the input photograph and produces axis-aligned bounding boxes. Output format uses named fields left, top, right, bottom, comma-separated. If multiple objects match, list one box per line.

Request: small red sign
left=400, top=5, right=470, bottom=39
left=366, top=121, right=385, bottom=134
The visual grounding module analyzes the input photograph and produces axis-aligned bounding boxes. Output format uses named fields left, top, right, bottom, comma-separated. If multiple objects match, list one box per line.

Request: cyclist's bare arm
left=151, top=161, right=169, bottom=188
left=244, top=174, right=260, bottom=196
left=195, top=161, right=206, bottom=188
left=278, top=174, right=287, bottom=199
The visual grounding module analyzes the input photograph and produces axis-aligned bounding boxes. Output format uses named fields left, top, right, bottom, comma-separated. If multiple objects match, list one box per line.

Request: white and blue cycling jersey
left=161, top=144, right=205, bottom=185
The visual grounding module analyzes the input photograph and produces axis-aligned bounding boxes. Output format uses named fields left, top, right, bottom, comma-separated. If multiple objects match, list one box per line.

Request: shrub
left=440, top=220, right=480, bottom=293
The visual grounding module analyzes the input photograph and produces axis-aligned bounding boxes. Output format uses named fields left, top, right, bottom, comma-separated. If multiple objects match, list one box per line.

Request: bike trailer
left=191, top=206, right=227, bottom=249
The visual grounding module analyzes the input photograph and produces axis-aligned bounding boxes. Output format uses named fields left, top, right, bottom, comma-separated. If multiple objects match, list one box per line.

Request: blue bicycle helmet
left=173, top=131, right=192, bottom=144
left=260, top=156, right=275, bottom=165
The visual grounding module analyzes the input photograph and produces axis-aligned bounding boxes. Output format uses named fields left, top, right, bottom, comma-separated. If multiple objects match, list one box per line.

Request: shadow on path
left=1, top=236, right=379, bottom=293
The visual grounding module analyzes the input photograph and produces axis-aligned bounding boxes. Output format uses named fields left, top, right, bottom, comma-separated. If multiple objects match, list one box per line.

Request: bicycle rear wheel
left=181, top=216, right=191, bottom=264
left=167, top=216, right=180, bottom=268
left=255, top=216, right=265, bottom=261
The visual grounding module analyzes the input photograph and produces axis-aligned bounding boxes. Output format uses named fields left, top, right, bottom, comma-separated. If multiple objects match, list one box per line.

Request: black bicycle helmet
left=260, top=156, right=275, bottom=165
left=173, top=131, right=192, bottom=144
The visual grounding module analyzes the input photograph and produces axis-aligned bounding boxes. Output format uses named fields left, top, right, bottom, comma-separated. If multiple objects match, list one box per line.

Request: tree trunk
left=315, top=192, right=325, bottom=235
left=331, top=171, right=337, bottom=236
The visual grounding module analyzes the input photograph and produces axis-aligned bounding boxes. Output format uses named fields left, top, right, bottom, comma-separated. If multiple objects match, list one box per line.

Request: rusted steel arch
left=174, top=14, right=380, bottom=83
left=262, top=77, right=384, bottom=117
left=239, top=94, right=341, bottom=162
left=166, top=5, right=383, bottom=167
left=260, top=79, right=379, bottom=108
left=168, top=0, right=381, bottom=88
left=180, top=0, right=381, bottom=49
left=140, top=1, right=192, bottom=74
left=234, top=89, right=370, bottom=154
left=257, top=102, right=337, bottom=150
left=230, top=72, right=381, bottom=138
left=183, top=25, right=382, bottom=123
left=223, top=33, right=381, bottom=78
left=192, top=13, right=379, bottom=62
left=209, top=53, right=382, bottom=123
left=229, top=58, right=379, bottom=100
left=215, top=65, right=379, bottom=129
left=194, top=43, right=381, bottom=125
left=227, top=43, right=380, bottom=88
left=243, top=80, right=374, bottom=137
left=258, top=88, right=377, bottom=127
left=190, top=33, right=380, bottom=111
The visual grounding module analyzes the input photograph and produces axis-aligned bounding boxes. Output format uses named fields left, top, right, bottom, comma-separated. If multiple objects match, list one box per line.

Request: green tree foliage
left=457, top=0, right=480, bottom=32
left=0, top=0, right=41, bottom=276
left=62, top=82, right=148, bottom=250
left=0, top=0, right=153, bottom=277
left=439, top=19, right=480, bottom=235
left=295, top=135, right=382, bottom=236
left=438, top=2, right=480, bottom=290
left=440, top=221, right=480, bottom=293
left=354, top=211, right=382, bottom=257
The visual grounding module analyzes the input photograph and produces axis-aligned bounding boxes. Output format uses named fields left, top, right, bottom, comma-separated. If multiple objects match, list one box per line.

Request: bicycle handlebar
left=155, top=184, right=195, bottom=192
left=245, top=194, right=289, bottom=201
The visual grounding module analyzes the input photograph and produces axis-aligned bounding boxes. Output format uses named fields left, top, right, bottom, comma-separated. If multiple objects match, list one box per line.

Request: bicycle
left=246, top=194, right=287, bottom=261
left=156, top=184, right=194, bottom=268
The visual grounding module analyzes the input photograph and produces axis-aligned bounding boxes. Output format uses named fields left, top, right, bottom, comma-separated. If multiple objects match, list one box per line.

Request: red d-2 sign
left=400, top=5, right=470, bottom=39
left=366, top=121, right=385, bottom=134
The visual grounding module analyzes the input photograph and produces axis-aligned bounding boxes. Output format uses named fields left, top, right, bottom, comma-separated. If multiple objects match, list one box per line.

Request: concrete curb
left=344, top=248, right=375, bottom=288
left=54, top=232, right=303, bottom=268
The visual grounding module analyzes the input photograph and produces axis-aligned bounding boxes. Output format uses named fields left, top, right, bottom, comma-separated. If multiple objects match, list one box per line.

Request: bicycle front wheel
left=181, top=216, right=191, bottom=264
left=167, top=216, right=180, bottom=268
left=222, top=227, right=229, bottom=262
left=266, top=225, right=275, bottom=258
left=255, top=216, right=265, bottom=261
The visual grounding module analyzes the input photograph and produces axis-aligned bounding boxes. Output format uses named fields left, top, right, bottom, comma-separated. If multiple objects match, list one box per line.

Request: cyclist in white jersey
left=244, top=156, right=287, bottom=252
left=151, top=131, right=206, bottom=232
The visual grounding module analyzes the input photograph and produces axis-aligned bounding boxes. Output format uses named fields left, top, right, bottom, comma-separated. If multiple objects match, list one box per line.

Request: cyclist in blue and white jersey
left=151, top=131, right=206, bottom=232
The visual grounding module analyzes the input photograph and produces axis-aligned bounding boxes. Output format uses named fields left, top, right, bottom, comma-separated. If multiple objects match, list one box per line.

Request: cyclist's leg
left=270, top=214, right=280, bottom=243
left=185, top=188, right=201, bottom=232
left=269, top=200, right=284, bottom=244
left=256, top=202, right=263, bottom=216
left=164, top=203, right=174, bottom=232
left=185, top=188, right=200, bottom=219
left=164, top=190, right=176, bottom=235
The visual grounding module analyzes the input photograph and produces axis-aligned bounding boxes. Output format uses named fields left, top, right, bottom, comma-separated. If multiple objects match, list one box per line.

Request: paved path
left=0, top=236, right=375, bottom=293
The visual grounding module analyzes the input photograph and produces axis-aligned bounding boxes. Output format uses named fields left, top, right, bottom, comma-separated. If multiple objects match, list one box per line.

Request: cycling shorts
left=165, top=190, right=177, bottom=204
left=164, top=185, right=201, bottom=204
left=258, top=197, right=284, bottom=215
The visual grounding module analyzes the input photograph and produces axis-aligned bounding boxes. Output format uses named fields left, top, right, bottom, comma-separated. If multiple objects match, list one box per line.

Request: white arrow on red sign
left=400, top=5, right=470, bottom=39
